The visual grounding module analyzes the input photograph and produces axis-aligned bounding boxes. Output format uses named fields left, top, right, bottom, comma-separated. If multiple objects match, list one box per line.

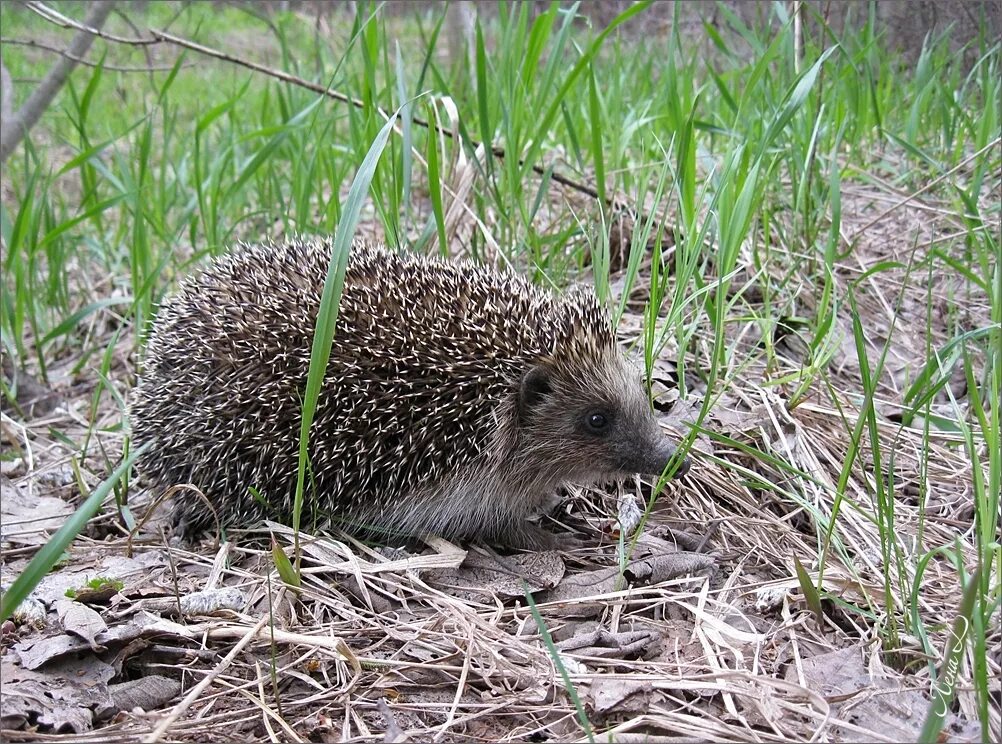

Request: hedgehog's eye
left=586, top=411, right=609, bottom=432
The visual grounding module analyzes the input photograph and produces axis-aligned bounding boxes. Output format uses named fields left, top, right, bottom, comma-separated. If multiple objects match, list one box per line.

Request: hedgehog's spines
left=130, top=235, right=684, bottom=544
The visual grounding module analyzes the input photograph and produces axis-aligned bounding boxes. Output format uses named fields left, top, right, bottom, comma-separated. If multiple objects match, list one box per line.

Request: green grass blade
left=524, top=584, right=595, bottom=743
left=291, top=106, right=402, bottom=569
left=0, top=442, right=150, bottom=623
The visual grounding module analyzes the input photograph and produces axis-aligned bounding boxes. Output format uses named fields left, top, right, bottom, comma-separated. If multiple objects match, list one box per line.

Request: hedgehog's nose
left=658, top=442, right=690, bottom=479
left=671, top=453, right=691, bottom=478
left=619, top=434, right=691, bottom=478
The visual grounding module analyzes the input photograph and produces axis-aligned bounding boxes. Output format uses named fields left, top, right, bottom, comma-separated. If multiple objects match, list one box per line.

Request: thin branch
left=147, top=29, right=368, bottom=115
left=148, top=28, right=616, bottom=212
left=848, top=137, right=1002, bottom=241
left=14, top=4, right=633, bottom=219
left=0, top=1, right=116, bottom=163
left=25, top=0, right=156, bottom=45
left=0, top=61, right=12, bottom=123
left=112, top=5, right=155, bottom=81
left=1, top=37, right=188, bottom=72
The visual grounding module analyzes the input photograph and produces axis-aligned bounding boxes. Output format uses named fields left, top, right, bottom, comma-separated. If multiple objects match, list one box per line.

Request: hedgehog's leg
left=169, top=488, right=219, bottom=542
left=497, top=520, right=556, bottom=550
left=494, top=519, right=590, bottom=552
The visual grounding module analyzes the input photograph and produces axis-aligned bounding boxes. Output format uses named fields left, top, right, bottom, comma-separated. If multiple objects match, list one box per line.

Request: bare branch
left=1, top=37, right=187, bottom=72
left=0, top=60, right=13, bottom=124
left=25, top=1, right=155, bottom=45
left=0, top=1, right=116, bottom=163
left=149, top=29, right=613, bottom=211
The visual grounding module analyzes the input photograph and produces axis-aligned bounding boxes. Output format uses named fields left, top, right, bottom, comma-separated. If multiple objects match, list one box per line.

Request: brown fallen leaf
left=557, top=626, right=661, bottom=660
left=786, top=644, right=982, bottom=743
left=541, top=542, right=715, bottom=618
left=0, top=476, right=74, bottom=548
left=589, top=676, right=654, bottom=715
left=107, top=675, right=181, bottom=713
left=622, top=551, right=716, bottom=583
left=15, top=611, right=194, bottom=670
left=423, top=548, right=565, bottom=601
left=55, top=599, right=108, bottom=652
left=0, top=655, right=115, bottom=734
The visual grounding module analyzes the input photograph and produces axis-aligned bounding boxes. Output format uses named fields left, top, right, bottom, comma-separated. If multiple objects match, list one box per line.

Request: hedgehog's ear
left=519, top=365, right=552, bottom=422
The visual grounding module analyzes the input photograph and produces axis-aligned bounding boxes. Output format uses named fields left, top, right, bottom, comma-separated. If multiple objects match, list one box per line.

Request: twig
left=112, top=5, right=155, bottom=81
left=26, top=0, right=157, bottom=45
left=147, top=28, right=616, bottom=212
left=0, top=1, right=116, bottom=162
left=17, top=4, right=633, bottom=217
left=143, top=610, right=273, bottom=743
left=849, top=137, right=1002, bottom=241
left=1, top=37, right=188, bottom=72
left=148, top=28, right=374, bottom=120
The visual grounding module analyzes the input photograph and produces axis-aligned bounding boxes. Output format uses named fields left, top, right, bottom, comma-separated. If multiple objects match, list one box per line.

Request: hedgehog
left=130, top=236, right=690, bottom=549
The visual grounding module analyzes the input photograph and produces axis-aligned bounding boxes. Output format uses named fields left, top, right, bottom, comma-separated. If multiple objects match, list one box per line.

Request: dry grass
left=3, top=188, right=996, bottom=741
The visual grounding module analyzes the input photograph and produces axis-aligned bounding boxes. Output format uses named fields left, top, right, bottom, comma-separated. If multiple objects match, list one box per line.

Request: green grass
left=0, top=1, right=998, bottom=740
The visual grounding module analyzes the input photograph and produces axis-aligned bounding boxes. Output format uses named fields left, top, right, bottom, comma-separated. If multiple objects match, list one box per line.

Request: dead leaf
left=542, top=565, right=622, bottom=610
left=710, top=392, right=773, bottom=434
left=541, top=541, right=714, bottom=618
left=788, top=644, right=982, bottom=742
left=15, top=611, right=194, bottom=670
left=423, top=549, right=565, bottom=601
left=55, top=599, right=108, bottom=652
left=0, top=655, right=115, bottom=733
left=557, top=627, right=661, bottom=660
left=0, top=476, right=74, bottom=547
left=656, top=396, right=713, bottom=456
left=638, top=528, right=714, bottom=554
left=589, top=677, right=654, bottom=715
left=622, top=552, right=716, bottom=583
left=107, top=675, right=181, bottom=713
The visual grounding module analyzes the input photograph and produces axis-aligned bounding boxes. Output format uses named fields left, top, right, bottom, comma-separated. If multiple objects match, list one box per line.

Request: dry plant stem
left=0, top=0, right=115, bottom=163
left=0, top=37, right=187, bottom=72
left=25, top=0, right=151, bottom=45
left=204, top=624, right=363, bottom=674
left=144, top=609, right=273, bottom=743
left=434, top=623, right=477, bottom=741
left=244, top=662, right=307, bottom=743
left=849, top=137, right=1002, bottom=240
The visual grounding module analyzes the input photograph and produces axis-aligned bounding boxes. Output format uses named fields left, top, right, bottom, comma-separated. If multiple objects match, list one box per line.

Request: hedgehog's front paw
left=500, top=522, right=590, bottom=552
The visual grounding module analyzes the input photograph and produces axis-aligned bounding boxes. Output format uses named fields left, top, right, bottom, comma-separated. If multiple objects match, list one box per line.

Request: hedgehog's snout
left=624, top=434, right=690, bottom=479
left=660, top=438, right=691, bottom=478
left=672, top=451, right=692, bottom=478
